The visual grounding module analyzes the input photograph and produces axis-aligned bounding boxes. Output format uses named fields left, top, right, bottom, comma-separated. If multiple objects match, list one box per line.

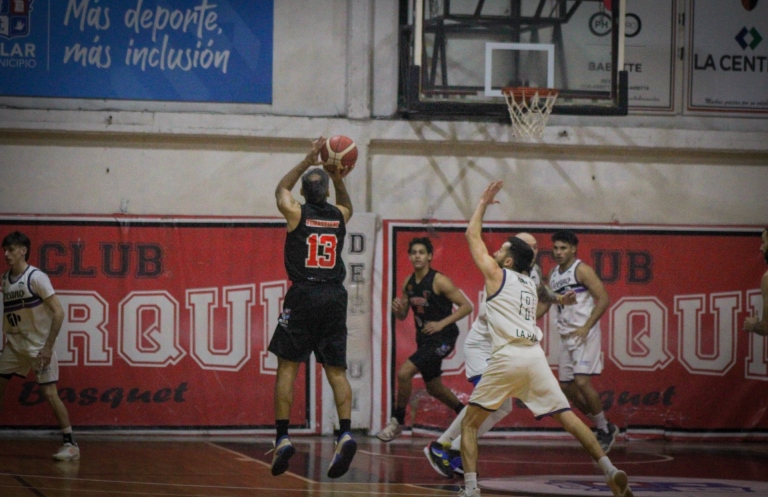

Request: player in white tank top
left=485, top=269, right=541, bottom=347
left=424, top=236, right=575, bottom=479
left=458, top=182, right=633, bottom=497
left=549, top=230, right=618, bottom=456
left=3, top=266, right=56, bottom=356
left=0, top=231, right=80, bottom=461
left=549, top=259, right=598, bottom=335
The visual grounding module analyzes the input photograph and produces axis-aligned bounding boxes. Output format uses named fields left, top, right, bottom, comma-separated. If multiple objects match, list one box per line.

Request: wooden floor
left=1, top=434, right=767, bottom=496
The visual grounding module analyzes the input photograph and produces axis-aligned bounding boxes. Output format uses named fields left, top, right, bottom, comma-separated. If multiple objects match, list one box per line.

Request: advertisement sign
left=687, top=0, right=768, bottom=113
left=562, top=0, right=676, bottom=111
left=0, top=0, right=273, bottom=103
left=0, top=217, right=302, bottom=430
left=380, top=222, right=767, bottom=437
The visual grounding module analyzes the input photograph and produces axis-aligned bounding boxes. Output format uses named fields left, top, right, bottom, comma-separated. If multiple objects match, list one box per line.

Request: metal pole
left=415, top=0, right=423, bottom=67
left=618, top=0, right=626, bottom=71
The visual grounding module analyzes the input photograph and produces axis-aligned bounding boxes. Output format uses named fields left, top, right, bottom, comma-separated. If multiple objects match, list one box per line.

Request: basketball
left=320, top=135, right=358, bottom=174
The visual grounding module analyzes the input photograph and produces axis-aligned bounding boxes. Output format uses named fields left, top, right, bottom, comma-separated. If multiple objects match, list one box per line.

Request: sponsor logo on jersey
left=551, top=275, right=574, bottom=290
left=306, top=219, right=340, bottom=228
left=410, top=296, right=428, bottom=307
left=435, top=343, right=452, bottom=358
left=4, top=289, right=24, bottom=301
left=277, top=308, right=291, bottom=327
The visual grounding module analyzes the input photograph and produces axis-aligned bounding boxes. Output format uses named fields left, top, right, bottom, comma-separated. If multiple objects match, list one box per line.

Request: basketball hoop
left=502, top=87, right=559, bottom=138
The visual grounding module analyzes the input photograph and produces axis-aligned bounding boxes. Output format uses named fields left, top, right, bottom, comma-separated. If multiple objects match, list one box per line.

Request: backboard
left=398, top=0, right=629, bottom=120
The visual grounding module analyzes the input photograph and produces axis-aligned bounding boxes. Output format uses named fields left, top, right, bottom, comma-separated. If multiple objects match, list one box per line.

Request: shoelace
left=264, top=440, right=279, bottom=456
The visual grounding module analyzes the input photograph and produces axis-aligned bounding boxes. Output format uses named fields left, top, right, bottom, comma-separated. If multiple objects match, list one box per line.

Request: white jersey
left=2, top=265, right=56, bottom=357
left=549, top=259, right=598, bottom=335
left=464, top=264, right=544, bottom=379
left=486, top=268, right=542, bottom=351
left=463, top=299, right=491, bottom=379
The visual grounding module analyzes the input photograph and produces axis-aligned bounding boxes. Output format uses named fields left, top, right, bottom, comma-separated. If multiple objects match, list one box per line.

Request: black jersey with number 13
left=284, top=202, right=346, bottom=284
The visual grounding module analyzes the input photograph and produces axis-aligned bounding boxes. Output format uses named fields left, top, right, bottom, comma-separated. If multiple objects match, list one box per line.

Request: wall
left=2, top=115, right=766, bottom=225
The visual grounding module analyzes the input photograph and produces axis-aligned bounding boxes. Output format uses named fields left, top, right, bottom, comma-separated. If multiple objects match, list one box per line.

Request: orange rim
left=501, top=87, right=559, bottom=102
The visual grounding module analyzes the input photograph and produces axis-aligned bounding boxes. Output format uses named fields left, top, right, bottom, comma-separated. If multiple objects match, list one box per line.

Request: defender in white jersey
left=458, top=182, right=632, bottom=497
left=0, top=231, right=80, bottom=461
left=547, top=229, right=618, bottom=454
left=424, top=234, right=575, bottom=478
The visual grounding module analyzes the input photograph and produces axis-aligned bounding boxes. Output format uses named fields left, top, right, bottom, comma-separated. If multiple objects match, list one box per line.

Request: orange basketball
left=320, top=135, right=358, bottom=172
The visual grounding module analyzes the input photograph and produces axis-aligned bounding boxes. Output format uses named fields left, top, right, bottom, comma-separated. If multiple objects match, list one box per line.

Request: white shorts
left=558, top=326, right=603, bottom=382
left=463, top=324, right=492, bottom=381
left=0, top=347, right=60, bottom=384
left=469, top=342, right=570, bottom=418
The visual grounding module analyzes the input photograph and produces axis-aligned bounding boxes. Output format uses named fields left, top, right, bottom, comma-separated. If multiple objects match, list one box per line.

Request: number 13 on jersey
left=306, top=233, right=338, bottom=268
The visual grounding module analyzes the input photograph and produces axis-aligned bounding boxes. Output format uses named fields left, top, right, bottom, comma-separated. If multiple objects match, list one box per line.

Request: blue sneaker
left=327, top=432, right=357, bottom=478
left=270, top=435, right=296, bottom=476
left=448, top=449, right=463, bottom=475
left=423, top=441, right=453, bottom=478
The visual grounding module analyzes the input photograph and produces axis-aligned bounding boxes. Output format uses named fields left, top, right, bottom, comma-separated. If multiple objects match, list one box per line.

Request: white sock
left=590, top=411, right=608, bottom=432
left=597, top=456, right=616, bottom=477
left=464, top=472, right=478, bottom=493
left=438, top=405, right=466, bottom=445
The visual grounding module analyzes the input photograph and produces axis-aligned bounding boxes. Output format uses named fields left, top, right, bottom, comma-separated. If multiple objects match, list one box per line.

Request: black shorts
left=409, top=328, right=459, bottom=382
left=268, top=282, right=348, bottom=368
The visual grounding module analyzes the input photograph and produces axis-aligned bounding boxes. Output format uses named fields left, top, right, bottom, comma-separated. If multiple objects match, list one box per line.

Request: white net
left=503, top=88, right=559, bottom=138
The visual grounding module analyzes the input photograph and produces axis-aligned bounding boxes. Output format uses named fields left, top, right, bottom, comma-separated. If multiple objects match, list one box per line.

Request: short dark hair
left=409, top=237, right=433, bottom=255
left=2, top=231, right=31, bottom=261
left=301, top=168, right=330, bottom=205
left=506, top=236, right=534, bottom=273
left=552, top=230, right=579, bottom=246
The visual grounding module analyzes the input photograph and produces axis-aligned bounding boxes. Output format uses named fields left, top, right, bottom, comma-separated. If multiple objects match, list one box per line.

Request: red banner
left=0, top=217, right=313, bottom=430
left=381, top=222, right=768, bottom=438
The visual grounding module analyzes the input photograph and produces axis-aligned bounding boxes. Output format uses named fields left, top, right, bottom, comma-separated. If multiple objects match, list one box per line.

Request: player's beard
left=763, top=250, right=768, bottom=265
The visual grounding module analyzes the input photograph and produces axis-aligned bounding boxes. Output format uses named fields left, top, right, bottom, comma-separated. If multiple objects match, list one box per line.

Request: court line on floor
left=11, top=475, right=45, bottom=497
left=0, top=475, right=457, bottom=496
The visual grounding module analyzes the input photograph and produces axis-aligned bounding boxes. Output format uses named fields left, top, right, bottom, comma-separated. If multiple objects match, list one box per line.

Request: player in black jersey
left=376, top=237, right=473, bottom=442
left=268, top=136, right=357, bottom=479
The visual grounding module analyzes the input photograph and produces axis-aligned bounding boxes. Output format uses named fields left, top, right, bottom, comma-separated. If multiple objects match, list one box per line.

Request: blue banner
left=0, top=0, right=273, bottom=103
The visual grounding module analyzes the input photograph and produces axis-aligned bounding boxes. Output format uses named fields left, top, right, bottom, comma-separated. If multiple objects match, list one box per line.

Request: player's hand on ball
left=323, top=161, right=354, bottom=179
left=305, top=136, right=326, bottom=165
